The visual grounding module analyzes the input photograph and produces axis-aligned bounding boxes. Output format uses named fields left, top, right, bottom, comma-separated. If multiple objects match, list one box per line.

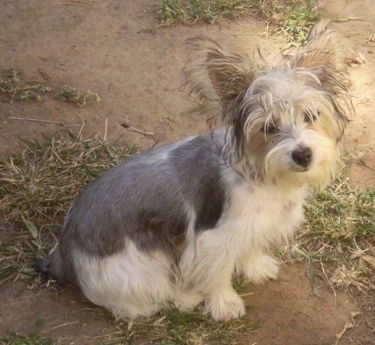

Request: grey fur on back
left=40, top=131, right=230, bottom=284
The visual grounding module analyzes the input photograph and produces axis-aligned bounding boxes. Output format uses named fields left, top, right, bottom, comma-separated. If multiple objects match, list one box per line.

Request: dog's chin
left=292, top=163, right=335, bottom=190
left=263, top=159, right=336, bottom=190
left=290, top=164, right=310, bottom=173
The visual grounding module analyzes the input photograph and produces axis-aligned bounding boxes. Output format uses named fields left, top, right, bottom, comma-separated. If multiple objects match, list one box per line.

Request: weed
left=0, top=69, right=51, bottom=102
left=56, top=85, right=100, bottom=107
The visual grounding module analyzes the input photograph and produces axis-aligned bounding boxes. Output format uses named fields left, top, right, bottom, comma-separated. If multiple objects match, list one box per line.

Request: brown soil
left=0, top=1, right=374, bottom=344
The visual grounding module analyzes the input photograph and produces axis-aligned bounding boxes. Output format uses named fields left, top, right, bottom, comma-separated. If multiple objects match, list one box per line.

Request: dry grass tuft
left=0, top=131, right=135, bottom=285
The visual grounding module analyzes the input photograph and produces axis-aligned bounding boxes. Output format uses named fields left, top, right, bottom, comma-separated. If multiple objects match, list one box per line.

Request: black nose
left=292, top=146, right=313, bottom=169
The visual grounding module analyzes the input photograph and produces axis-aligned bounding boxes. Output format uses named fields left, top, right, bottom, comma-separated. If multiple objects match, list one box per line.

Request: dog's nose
left=292, top=147, right=313, bottom=169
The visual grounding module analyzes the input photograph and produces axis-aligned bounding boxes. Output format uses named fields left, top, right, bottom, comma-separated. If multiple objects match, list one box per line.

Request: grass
left=278, top=0, right=320, bottom=43
left=2, top=320, right=55, bottom=345
left=0, top=131, right=135, bottom=286
left=158, top=0, right=257, bottom=25
left=107, top=305, right=258, bottom=345
left=0, top=69, right=100, bottom=106
left=158, top=0, right=320, bottom=44
left=1, top=307, right=258, bottom=345
left=292, top=174, right=375, bottom=291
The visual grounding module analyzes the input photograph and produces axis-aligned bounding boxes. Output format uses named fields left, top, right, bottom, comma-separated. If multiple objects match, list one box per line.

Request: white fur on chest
left=224, top=182, right=307, bottom=252
left=221, top=182, right=307, bottom=283
left=179, top=181, right=307, bottom=294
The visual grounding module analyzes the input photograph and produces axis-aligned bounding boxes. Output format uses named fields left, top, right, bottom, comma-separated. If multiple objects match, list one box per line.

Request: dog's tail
left=34, top=248, right=67, bottom=287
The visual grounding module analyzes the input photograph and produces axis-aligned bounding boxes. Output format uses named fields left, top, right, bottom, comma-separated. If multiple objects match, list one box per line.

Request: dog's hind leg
left=74, top=242, right=177, bottom=319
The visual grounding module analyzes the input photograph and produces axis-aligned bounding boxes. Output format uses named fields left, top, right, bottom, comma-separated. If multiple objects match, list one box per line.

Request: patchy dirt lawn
left=0, top=0, right=374, bottom=344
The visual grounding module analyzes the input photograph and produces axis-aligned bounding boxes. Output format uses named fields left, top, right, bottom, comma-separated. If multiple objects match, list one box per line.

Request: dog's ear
left=183, top=37, right=256, bottom=123
left=291, top=19, right=350, bottom=96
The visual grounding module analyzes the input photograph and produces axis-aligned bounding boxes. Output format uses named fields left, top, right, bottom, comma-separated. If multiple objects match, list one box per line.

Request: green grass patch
left=2, top=320, right=55, bottom=345
left=158, top=0, right=320, bottom=44
left=293, top=174, right=375, bottom=290
left=2, top=333, right=55, bottom=345
left=103, top=305, right=258, bottom=345
left=279, top=0, right=320, bottom=44
left=158, top=0, right=257, bottom=25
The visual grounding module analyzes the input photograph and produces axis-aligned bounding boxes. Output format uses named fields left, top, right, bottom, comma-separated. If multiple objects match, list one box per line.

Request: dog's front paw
left=204, top=289, right=245, bottom=321
left=244, top=255, right=279, bottom=284
left=173, top=290, right=204, bottom=312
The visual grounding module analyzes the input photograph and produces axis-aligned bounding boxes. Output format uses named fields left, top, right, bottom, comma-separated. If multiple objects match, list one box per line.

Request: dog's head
left=184, top=20, right=352, bottom=189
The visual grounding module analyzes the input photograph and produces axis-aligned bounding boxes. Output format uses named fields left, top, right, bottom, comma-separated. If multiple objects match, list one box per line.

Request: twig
left=42, top=321, right=79, bottom=332
left=335, top=321, right=354, bottom=345
left=320, top=262, right=337, bottom=303
left=128, top=127, right=155, bottom=136
left=104, top=117, right=108, bottom=142
left=58, top=0, right=95, bottom=7
left=91, top=331, right=123, bottom=339
left=70, top=110, right=85, bottom=139
left=8, top=117, right=64, bottom=125
left=359, top=158, right=375, bottom=170
left=334, top=16, right=363, bottom=22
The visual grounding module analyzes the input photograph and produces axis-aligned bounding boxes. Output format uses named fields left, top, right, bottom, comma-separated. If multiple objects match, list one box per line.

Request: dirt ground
left=0, top=0, right=374, bottom=344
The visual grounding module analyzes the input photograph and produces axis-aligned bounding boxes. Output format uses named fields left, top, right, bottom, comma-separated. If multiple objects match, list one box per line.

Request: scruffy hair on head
left=183, top=19, right=352, bottom=129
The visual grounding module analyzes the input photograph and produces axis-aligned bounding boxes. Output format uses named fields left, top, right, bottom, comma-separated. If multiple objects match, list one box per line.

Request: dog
left=37, top=20, right=352, bottom=321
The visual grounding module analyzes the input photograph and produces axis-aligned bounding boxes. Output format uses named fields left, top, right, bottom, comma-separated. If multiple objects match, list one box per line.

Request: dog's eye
left=261, top=122, right=277, bottom=135
left=304, top=111, right=320, bottom=123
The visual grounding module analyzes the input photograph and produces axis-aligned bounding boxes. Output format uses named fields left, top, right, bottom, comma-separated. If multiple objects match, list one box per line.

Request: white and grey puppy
left=38, top=21, right=352, bottom=321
